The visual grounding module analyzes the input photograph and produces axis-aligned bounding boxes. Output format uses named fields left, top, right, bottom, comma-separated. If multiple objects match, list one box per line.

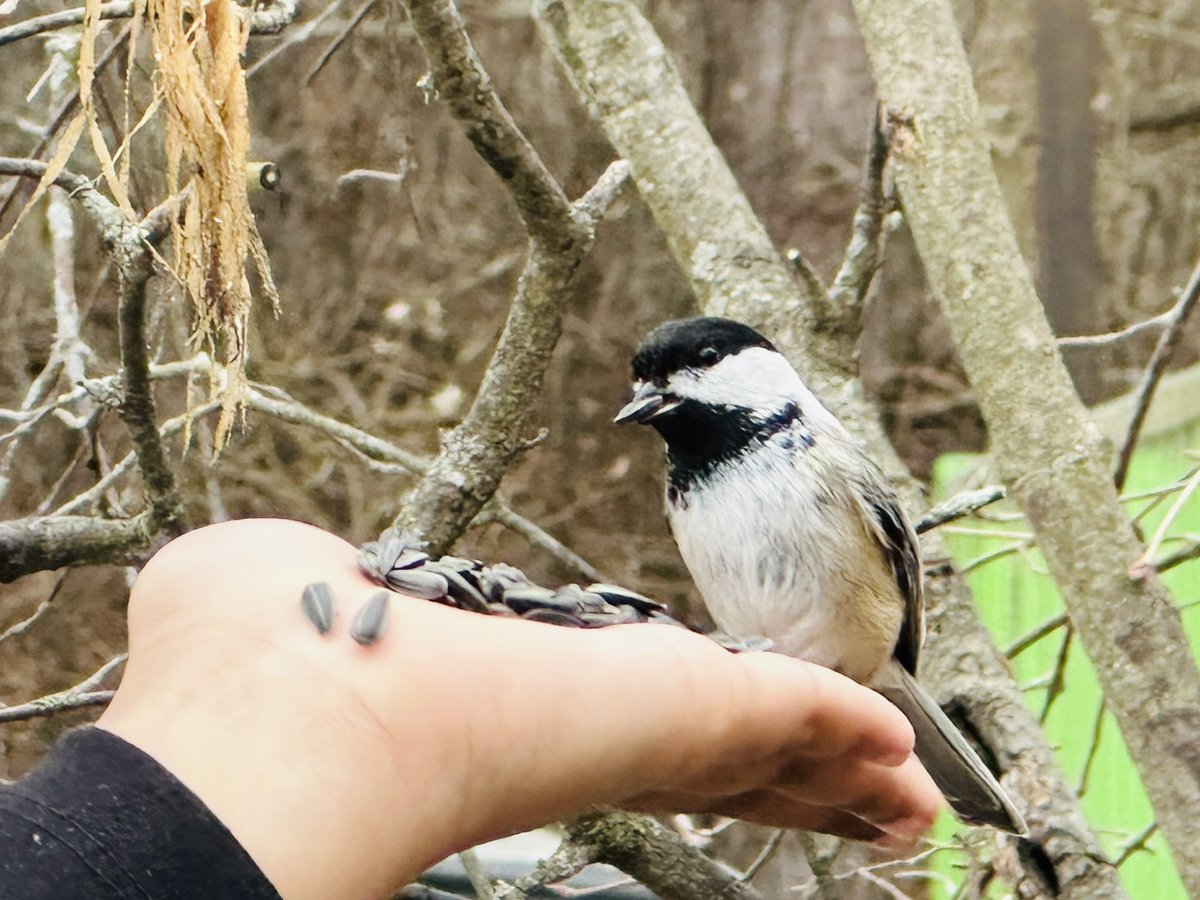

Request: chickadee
left=616, top=316, right=1025, bottom=834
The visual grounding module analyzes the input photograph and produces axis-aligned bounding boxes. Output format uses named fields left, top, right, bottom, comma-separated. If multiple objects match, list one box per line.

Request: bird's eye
left=698, top=346, right=720, bottom=366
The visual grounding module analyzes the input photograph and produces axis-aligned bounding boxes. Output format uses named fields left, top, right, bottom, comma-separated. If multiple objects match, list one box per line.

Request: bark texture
left=1086, top=0, right=1200, bottom=400
left=567, top=810, right=761, bottom=900
left=851, top=0, right=1200, bottom=892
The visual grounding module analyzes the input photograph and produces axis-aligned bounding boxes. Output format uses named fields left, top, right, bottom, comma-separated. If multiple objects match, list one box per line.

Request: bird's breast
left=666, top=444, right=904, bottom=682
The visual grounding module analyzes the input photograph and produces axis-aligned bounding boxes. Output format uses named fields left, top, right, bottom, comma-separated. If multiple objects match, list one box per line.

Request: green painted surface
left=926, top=426, right=1200, bottom=899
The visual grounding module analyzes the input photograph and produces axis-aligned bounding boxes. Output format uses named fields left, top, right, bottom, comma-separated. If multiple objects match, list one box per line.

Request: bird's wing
left=853, top=469, right=924, bottom=675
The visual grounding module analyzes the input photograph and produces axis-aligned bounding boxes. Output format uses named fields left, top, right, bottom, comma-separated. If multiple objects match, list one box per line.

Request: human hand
left=98, top=519, right=940, bottom=900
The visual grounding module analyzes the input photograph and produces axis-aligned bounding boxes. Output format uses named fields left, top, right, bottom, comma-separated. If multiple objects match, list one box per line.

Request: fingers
left=629, top=635, right=916, bottom=795
left=599, top=631, right=938, bottom=849
left=628, top=754, right=939, bottom=851
left=734, top=650, right=916, bottom=767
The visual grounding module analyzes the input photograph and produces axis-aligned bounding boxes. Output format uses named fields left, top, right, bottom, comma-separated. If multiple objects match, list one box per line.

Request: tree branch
left=392, top=0, right=630, bottom=555
left=116, top=249, right=183, bottom=530
left=402, top=0, right=574, bottom=242
left=0, top=0, right=296, bottom=48
left=0, top=512, right=156, bottom=583
left=826, top=103, right=891, bottom=329
left=0, top=157, right=185, bottom=532
left=1057, top=309, right=1176, bottom=349
left=915, top=485, right=1006, bottom=534
left=0, top=26, right=131, bottom=228
left=1113, top=254, right=1200, bottom=489
left=0, top=654, right=125, bottom=724
left=492, top=837, right=599, bottom=898
left=0, top=1, right=131, bottom=48
left=566, top=810, right=762, bottom=900
left=850, top=0, right=1200, bottom=892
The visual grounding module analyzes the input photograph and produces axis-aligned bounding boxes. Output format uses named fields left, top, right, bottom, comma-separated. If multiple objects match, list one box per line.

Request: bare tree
left=2, top=0, right=1199, bottom=896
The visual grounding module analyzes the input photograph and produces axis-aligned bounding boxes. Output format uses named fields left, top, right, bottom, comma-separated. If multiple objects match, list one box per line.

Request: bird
left=615, top=315, right=1025, bottom=834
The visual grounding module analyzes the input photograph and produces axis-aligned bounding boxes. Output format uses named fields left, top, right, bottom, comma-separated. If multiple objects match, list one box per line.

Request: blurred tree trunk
left=1085, top=0, right=1200, bottom=400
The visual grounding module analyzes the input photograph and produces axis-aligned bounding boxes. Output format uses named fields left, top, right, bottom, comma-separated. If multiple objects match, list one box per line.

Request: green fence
left=928, top=427, right=1200, bottom=898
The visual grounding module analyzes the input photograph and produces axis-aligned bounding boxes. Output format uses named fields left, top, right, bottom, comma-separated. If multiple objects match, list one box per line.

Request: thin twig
left=784, top=248, right=828, bottom=306
left=1077, top=699, right=1107, bottom=797
left=248, top=0, right=348, bottom=78
left=856, top=869, right=914, bottom=900
left=740, top=829, right=783, bottom=883
left=0, top=26, right=131, bottom=228
left=0, top=0, right=296, bottom=48
left=1114, top=254, right=1200, bottom=489
left=827, top=102, right=891, bottom=321
left=0, top=654, right=126, bottom=724
left=245, top=387, right=605, bottom=578
left=0, top=0, right=132, bottom=49
left=336, top=166, right=409, bottom=189
left=245, top=388, right=429, bottom=473
left=958, top=539, right=1027, bottom=575
left=305, top=0, right=380, bottom=85
left=1039, top=625, right=1074, bottom=723
left=1005, top=611, right=1068, bottom=658
left=915, top=485, right=1006, bottom=534
left=4, top=113, right=189, bottom=539
left=0, top=574, right=66, bottom=645
left=1131, top=464, right=1200, bottom=580
left=1, top=357, right=209, bottom=437
left=53, top=399, right=222, bottom=516
left=0, top=355, right=64, bottom=503
left=1156, top=537, right=1200, bottom=574
left=1113, top=823, right=1158, bottom=867
left=1058, top=308, right=1177, bottom=349
left=480, top=503, right=604, bottom=583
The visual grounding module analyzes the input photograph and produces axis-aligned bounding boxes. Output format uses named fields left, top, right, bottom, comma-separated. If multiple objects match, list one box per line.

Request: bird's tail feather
left=873, top=660, right=1027, bottom=834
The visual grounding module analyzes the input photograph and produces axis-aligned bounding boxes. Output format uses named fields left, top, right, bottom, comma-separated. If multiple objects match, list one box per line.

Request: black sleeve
left=0, top=726, right=282, bottom=900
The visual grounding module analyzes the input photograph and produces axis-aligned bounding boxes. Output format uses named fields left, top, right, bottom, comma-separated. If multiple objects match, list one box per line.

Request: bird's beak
left=614, top=382, right=681, bottom=424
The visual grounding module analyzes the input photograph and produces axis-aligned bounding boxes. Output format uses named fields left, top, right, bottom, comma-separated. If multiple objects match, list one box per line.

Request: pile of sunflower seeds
left=320, top=528, right=770, bottom=653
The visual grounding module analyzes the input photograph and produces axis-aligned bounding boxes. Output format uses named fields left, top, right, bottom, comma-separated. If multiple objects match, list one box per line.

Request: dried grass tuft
left=148, top=0, right=279, bottom=450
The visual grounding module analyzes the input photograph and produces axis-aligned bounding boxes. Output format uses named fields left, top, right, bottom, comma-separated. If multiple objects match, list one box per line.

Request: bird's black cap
left=630, top=317, right=777, bottom=383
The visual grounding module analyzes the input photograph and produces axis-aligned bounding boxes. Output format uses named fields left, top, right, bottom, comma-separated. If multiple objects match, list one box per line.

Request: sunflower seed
left=351, top=591, right=392, bottom=645
left=384, top=567, right=449, bottom=601
left=586, top=583, right=665, bottom=614
left=300, top=582, right=336, bottom=635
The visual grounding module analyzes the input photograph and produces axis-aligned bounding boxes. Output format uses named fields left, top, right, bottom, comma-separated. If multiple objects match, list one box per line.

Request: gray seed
left=359, top=530, right=429, bottom=582
left=351, top=591, right=392, bottom=645
left=553, top=584, right=602, bottom=611
left=501, top=585, right=564, bottom=614
left=428, top=564, right=489, bottom=612
left=487, top=602, right=519, bottom=617
left=586, top=583, right=665, bottom=614
left=390, top=546, right=431, bottom=571
left=580, top=606, right=645, bottom=627
left=522, top=607, right=587, bottom=627
left=300, top=582, right=336, bottom=635
left=384, top=567, right=449, bottom=601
